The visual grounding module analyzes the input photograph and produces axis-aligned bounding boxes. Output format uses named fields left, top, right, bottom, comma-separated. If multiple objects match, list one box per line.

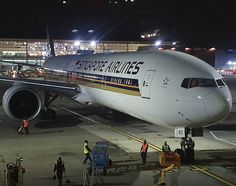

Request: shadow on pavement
left=35, top=114, right=82, bottom=129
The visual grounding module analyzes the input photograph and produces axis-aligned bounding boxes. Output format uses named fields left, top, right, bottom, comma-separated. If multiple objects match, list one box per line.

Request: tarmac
left=0, top=81, right=236, bottom=186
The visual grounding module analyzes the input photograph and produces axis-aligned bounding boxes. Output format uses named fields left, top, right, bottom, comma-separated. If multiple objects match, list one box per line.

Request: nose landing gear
left=174, top=127, right=202, bottom=164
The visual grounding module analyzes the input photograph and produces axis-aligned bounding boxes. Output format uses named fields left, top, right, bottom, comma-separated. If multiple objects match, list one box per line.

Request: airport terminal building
left=0, top=38, right=235, bottom=70
left=0, top=38, right=151, bottom=64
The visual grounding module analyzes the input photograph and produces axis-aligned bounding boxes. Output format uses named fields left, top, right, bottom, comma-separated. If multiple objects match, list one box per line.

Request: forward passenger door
left=141, top=70, right=156, bottom=99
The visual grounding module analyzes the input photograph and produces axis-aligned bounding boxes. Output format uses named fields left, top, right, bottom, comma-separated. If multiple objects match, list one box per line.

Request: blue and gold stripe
left=44, top=70, right=141, bottom=96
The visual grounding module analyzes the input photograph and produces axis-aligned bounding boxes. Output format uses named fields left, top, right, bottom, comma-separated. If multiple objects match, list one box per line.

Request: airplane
left=0, top=48, right=232, bottom=138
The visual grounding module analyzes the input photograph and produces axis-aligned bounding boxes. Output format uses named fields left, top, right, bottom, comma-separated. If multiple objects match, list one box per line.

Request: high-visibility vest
left=141, top=143, right=148, bottom=152
left=84, top=143, right=89, bottom=154
left=23, top=119, right=29, bottom=128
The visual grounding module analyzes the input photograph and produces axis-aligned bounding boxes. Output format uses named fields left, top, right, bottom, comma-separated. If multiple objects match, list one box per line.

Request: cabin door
left=141, top=70, right=156, bottom=99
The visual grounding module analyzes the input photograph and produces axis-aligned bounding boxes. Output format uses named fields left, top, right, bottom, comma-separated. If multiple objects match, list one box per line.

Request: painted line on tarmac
left=190, top=165, right=236, bottom=186
left=56, top=105, right=162, bottom=152
left=57, top=106, right=236, bottom=186
left=209, top=131, right=236, bottom=146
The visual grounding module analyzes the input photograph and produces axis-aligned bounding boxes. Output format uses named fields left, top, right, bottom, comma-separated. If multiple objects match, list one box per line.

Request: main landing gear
left=38, top=92, right=58, bottom=120
left=38, top=108, right=56, bottom=120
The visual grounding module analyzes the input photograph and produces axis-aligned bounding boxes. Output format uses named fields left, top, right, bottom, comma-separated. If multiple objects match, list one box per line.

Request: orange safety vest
left=141, top=143, right=148, bottom=152
left=23, top=120, right=29, bottom=128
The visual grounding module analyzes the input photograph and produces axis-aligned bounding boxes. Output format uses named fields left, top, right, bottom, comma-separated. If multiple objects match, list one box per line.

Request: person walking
left=22, top=118, right=29, bottom=135
left=140, top=139, right=148, bottom=164
left=53, top=157, right=65, bottom=186
left=83, top=140, right=92, bottom=164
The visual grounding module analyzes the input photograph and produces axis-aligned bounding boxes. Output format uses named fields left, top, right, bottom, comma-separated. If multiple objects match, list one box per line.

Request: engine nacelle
left=2, top=85, right=42, bottom=121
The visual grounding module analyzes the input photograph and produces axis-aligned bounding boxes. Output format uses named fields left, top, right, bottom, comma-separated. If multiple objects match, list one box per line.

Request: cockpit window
left=181, top=78, right=190, bottom=88
left=190, top=78, right=199, bottom=88
left=181, top=78, right=217, bottom=89
left=199, top=79, right=217, bottom=87
left=216, top=79, right=225, bottom=87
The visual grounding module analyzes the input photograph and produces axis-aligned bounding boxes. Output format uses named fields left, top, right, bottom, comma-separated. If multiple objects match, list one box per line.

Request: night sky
left=0, top=0, right=236, bottom=48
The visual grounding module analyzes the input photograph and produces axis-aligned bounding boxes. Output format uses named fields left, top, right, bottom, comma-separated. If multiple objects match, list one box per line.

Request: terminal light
left=59, top=0, right=67, bottom=4
left=227, top=60, right=236, bottom=65
left=74, top=41, right=81, bottom=46
left=172, top=42, right=176, bottom=45
left=72, top=29, right=78, bottom=33
left=88, top=30, right=94, bottom=33
left=155, top=40, right=161, bottom=47
left=90, top=41, right=96, bottom=47
left=185, top=47, right=191, bottom=51
left=209, top=47, right=216, bottom=51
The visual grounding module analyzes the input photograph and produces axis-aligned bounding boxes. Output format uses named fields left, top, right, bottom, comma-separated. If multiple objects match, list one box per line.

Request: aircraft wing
left=0, top=59, right=42, bottom=68
left=0, top=76, right=80, bottom=98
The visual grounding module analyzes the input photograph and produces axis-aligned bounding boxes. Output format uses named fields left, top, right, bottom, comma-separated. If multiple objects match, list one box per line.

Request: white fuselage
left=43, top=50, right=232, bottom=128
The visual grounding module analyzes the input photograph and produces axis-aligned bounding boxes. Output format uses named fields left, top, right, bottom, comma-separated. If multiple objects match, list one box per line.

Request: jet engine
left=2, top=85, right=42, bottom=121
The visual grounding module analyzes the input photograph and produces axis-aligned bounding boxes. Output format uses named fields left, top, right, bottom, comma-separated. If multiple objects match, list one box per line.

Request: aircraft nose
left=204, top=90, right=232, bottom=123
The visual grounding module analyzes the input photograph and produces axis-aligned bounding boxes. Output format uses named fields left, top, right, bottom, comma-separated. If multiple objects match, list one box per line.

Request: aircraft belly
left=84, top=86, right=168, bottom=126
left=83, top=86, right=145, bottom=118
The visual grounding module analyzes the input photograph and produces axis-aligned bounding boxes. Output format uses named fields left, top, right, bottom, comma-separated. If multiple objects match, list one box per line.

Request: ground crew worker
left=83, top=140, right=92, bottom=164
left=54, top=157, right=65, bottom=186
left=22, top=118, right=29, bottom=135
left=186, top=137, right=195, bottom=163
left=162, top=141, right=171, bottom=152
left=180, top=137, right=187, bottom=150
left=186, top=137, right=195, bottom=149
left=140, top=139, right=148, bottom=164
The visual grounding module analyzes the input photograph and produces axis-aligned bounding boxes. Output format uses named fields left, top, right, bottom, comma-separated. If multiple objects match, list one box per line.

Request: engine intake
left=2, top=86, right=42, bottom=121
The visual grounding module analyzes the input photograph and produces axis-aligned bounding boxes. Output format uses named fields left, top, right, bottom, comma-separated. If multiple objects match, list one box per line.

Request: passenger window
left=216, top=79, right=225, bottom=87
left=190, top=78, right=199, bottom=88
left=181, top=78, right=190, bottom=88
